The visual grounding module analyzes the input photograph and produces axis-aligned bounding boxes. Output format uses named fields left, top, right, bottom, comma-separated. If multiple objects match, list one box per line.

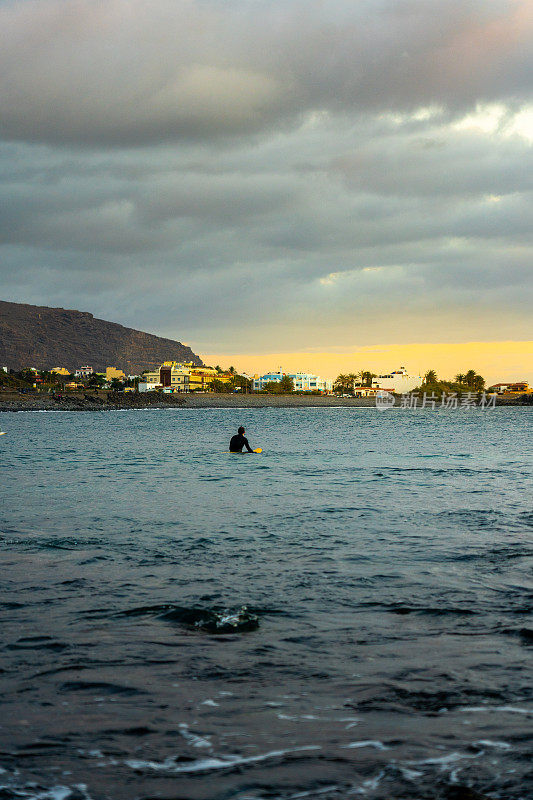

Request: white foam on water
left=13, top=409, right=68, bottom=414
left=126, top=744, right=321, bottom=774
left=359, top=769, right=385, bottom=792
left=338, top=717, right=360, bottom=729
left=459, top=705, right=532, bottom=715
left=178, top=723, right=212, bottom=749
left=282, top=406, right=378, bottom=410
left=399, top=766, right=423, bottom=780
left=30, top=787, right=73, bottom=800
left=286, top=785, right=343, bottom=798
left=200, top=699, right=219, bottom=707
left=450, top=768, right=461, bottom=784
left=411, top=750, right=482, bottom=771
left=342, top=740, right=389, bottom=751
left=474, top=739, right=512, bottom=750
left=0, top=783, right=92, bottom=800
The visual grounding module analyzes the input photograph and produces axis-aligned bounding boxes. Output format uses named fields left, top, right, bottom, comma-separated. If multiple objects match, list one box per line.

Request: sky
left=0, top=0, right=532, bottom=384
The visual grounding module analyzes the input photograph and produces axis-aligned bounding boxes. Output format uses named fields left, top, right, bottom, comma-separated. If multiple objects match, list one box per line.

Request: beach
left=0, top=389, right=528, bottom=412
left=0, top=391, right=377, bottom=412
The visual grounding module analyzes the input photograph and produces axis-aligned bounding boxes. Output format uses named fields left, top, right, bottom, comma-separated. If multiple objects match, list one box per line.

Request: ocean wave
left=125, top=744, right=321, bottom=774
left=113, top=603, right=260, bottom=633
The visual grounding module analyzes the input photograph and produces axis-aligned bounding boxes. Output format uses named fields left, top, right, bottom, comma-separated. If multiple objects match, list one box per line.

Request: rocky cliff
left=0, top=300, right=203, bottom=372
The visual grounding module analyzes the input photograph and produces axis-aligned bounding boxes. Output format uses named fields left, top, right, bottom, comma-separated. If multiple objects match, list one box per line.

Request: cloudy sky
left=1, top=0, right=532, bottom=381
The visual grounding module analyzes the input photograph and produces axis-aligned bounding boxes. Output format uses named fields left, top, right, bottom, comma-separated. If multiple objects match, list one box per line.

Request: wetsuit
left=229, top=433, right=253, bottom=453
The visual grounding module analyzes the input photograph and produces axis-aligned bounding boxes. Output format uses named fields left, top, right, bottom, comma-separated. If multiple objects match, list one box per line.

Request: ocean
left=1, top=406, right=532, bottom=800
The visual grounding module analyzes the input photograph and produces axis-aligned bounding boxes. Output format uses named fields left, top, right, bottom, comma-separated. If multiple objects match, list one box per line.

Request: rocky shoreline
left=0, top=391, right=376, bottom=412
left=0, top=390, right=530, bottom=412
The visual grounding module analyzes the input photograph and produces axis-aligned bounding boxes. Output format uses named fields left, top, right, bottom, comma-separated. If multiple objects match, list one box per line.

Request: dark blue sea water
left=1, top=407, right=532, bottom=800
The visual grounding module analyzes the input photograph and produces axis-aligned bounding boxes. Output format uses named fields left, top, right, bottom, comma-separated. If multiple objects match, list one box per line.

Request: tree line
left=418, top=369, right=485, bottom=394
left=209, top=366, right=253, bottom=393
left=333, top=371, right=376, bottom=394
left=332, top=369, right=486, bottom=396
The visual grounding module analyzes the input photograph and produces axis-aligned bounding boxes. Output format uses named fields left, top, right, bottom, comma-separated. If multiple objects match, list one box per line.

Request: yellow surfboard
left=227, top=447, right=262, bottom=454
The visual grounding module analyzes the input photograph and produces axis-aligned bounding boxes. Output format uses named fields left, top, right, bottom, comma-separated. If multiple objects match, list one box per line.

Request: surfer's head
left=238, top=426, right=245, bottom=435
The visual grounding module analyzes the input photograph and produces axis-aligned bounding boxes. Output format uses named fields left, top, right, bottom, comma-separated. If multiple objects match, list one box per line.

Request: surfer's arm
left=244, top=437, right=253, bottom=453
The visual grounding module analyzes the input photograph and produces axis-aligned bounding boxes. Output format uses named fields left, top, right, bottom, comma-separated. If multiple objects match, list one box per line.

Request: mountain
left=0, top=301, right=203, bottom=373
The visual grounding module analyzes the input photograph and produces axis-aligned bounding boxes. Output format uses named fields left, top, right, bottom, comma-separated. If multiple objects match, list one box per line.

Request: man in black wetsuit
left=229, top=426, right=254, bottom=453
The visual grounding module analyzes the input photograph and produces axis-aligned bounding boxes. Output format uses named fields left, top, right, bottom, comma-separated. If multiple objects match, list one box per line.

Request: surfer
left=229, top=426, right=254, bottom=453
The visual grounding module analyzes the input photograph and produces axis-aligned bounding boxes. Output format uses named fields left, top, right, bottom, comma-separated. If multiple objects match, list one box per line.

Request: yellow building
left=141, top=361, right=191, bottom=392
left=51, top=367, right=70, bottom=376
left=106, top=366, right=126, bottom=381
left=189, top=365, right=232, bottom=391
left=138, top=361, right=233, bottom=393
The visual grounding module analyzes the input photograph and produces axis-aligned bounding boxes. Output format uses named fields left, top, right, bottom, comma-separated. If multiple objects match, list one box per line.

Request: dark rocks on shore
left=0, top=390, right=189, bottom=412
left=0, top=390, right=531, bottom=412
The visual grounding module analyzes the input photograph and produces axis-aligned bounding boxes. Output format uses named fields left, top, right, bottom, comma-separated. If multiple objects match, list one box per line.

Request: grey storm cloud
left=0, top=0, right=531, bottom=146
left=0, top=0, right=532, bottom=353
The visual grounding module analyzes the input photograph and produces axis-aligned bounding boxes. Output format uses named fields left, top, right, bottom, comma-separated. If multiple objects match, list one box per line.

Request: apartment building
left=252, top=370, right=333, bottom=393
left=138, top=362, right=232, bottom=392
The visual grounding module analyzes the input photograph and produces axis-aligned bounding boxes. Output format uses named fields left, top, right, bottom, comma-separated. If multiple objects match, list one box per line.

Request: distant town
left=1, top=361, right=531, bottom=400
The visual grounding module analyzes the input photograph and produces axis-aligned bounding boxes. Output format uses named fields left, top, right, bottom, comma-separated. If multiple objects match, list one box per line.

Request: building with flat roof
left=138, top=362, right=232, bottom=393
left=253, top=370, right=333, bottom=393
left=74, top=366, right=94, bottom=378
left=487, top=382, right=530, bottom=394
left=352, top=386, right=379, bottom=397
left=106, top=367, right=126, bottom=381
left=139, top=361, right=188, bottom=392
left=372, top=367, right=421, bottom=394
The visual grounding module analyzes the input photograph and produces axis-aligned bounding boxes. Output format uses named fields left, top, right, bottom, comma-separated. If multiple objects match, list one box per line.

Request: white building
left=74, top=366, right=94, bottom=378
left=372, top=367, right=421, bottom=394
left=138, top=380, right=160, bottom=392
left=253, top=370, right=333, bottom=393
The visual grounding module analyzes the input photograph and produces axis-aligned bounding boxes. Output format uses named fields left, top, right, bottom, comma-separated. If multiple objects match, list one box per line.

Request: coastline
left=0, top=390, right=530, bottom=412
left=0, top=391, right=376, bottom=412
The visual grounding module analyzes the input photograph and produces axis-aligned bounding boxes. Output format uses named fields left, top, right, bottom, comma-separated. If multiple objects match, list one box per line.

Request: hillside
left=0, top=301, right=203, bottom=373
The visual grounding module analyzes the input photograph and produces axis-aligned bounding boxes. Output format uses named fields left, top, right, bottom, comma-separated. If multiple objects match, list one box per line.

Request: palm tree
left=334, top=374, right=353, bottom=394
left=465, top=369, right=477, bottom=388
left=424, top=369, right=437, bottom=385
left=347, top=373, right=358, bottom=392
left=334, top=374, right=346, bottom=393
left=455, top=373, right=465, bottom=385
